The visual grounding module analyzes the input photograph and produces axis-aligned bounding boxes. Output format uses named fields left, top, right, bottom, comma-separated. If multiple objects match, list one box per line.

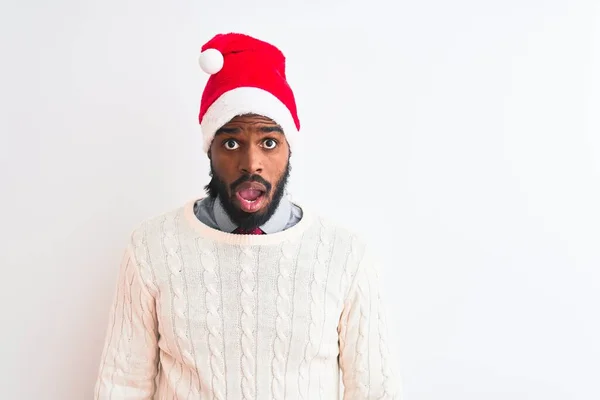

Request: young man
left=94, top=32, right=398, bottom=399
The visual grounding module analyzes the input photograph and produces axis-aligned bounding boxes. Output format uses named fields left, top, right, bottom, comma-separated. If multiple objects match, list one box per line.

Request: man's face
left=207, top=114, right=291, bottom=230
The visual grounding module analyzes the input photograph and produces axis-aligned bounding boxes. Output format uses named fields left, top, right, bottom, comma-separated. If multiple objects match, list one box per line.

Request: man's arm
left=94, top=243, right=159, bottom=399
left=338, top=247, right=399, bottom=399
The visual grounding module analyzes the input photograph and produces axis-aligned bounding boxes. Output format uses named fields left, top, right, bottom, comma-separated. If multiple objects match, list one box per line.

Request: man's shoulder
left=301, top=204, right=369, bottom=250
left=302, top=209, right=371, bottom=278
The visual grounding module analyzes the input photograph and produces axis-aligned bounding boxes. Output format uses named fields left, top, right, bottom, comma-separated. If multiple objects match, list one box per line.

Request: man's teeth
left=241, top=194, right=262, bottom=202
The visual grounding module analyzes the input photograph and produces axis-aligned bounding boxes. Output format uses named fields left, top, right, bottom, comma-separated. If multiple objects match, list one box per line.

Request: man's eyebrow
left=215, top=126, right=240, bottom=135
left=216, top=125, right=284, bottom=135
left=260, top=125, right=283, bottom=133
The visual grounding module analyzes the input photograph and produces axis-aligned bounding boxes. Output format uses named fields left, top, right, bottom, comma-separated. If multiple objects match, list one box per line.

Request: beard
left=205, top=161, right=291, bottom=230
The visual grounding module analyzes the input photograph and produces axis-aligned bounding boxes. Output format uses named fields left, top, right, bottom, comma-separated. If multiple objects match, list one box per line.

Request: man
left=94, top=32, right=398, bottom=399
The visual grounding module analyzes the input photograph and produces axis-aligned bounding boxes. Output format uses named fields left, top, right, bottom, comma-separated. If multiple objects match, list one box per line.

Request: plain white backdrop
left=1, top=0, right=599, bottom=398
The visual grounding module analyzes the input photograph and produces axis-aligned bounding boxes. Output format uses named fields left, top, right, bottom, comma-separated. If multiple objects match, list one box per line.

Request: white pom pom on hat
left=198, top=48, right=224, bottom=75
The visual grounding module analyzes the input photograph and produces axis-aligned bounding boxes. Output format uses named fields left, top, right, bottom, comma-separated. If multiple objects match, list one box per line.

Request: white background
left=1, top=0, right=599, bottom=398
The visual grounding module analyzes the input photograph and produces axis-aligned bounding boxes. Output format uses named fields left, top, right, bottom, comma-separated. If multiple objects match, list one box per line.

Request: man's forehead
left=226, top=114, right=278, bottom=125
left=210, top=112, right=289, bottom=157
left=216, top=114, right=284, bottom=135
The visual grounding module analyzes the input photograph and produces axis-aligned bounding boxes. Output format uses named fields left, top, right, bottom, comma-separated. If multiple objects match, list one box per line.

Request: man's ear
left=207, top=149, right=212, bottom=160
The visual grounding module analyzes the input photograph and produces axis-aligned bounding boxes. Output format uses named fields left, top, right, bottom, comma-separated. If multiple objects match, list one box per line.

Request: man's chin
left=223, top=196, right=272, bottom=230
left=229, top=195, right=269, bottom=216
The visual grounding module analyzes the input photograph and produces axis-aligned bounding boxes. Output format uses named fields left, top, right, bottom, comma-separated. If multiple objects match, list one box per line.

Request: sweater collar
left=184, top=197, right=312, bottom=246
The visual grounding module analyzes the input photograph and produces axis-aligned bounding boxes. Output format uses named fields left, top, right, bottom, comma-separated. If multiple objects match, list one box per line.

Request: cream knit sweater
left=94, top=198, right=398, bottom=399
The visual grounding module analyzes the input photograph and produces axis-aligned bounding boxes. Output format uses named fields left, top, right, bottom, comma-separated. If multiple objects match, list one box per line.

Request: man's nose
left=239, top=146, right=263, bottom=175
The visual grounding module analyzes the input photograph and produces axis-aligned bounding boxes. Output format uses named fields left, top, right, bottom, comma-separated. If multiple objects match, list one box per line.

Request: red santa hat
left=198, top=33, right=301, bottom=153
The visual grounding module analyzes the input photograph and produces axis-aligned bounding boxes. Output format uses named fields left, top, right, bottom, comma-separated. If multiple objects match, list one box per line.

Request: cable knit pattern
left=339, top=246, right=399, bottom=400
left=341, top=235, right=359, bottom=308
left=94, top=198, right=399, bottom=399
left=298, top=220, right=327, bottom=400
left=377, top=306, right=393, bottom=400
left=375, top=264, right=395, bottom=399
left=313, top=219, right=335, bottom=399
left=95, top=235, right=159, bottom=399
left=116, top=257, right=134, bottom=398
left=161, top=214, right=187, bottom=389
left=132, top=224, right=158, bottom=296
left=239, top=245, right=256, bottom=400
left=200, top=239, right=226, bottom=400
left=338, top=235, right=359, bottom=365
left=271, top=239, right=299, bottom=399
left=355, top=279, right=370, bottom=396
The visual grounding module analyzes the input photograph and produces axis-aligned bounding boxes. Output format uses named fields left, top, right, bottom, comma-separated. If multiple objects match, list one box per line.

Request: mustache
left=230, top=174, right=272, bottom=194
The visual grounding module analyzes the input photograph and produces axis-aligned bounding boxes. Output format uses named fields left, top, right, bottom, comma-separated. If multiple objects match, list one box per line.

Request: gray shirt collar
left=214, top=195, right=293, bottom=234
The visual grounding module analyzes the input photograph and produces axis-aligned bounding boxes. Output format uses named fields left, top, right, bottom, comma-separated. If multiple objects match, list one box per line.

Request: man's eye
left=263, top=139, right=277, bottom=149
left=224, top=139, right=239, bottom=150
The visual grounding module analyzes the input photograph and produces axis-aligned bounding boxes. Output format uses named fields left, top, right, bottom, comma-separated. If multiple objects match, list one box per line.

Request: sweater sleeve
left=338, top=247, right=399, bottom=399
left=94, top=244, right=159, bottom=399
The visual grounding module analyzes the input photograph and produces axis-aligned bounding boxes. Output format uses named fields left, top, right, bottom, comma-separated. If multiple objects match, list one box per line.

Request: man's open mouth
left=234, top=182, right=267, bottom=213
